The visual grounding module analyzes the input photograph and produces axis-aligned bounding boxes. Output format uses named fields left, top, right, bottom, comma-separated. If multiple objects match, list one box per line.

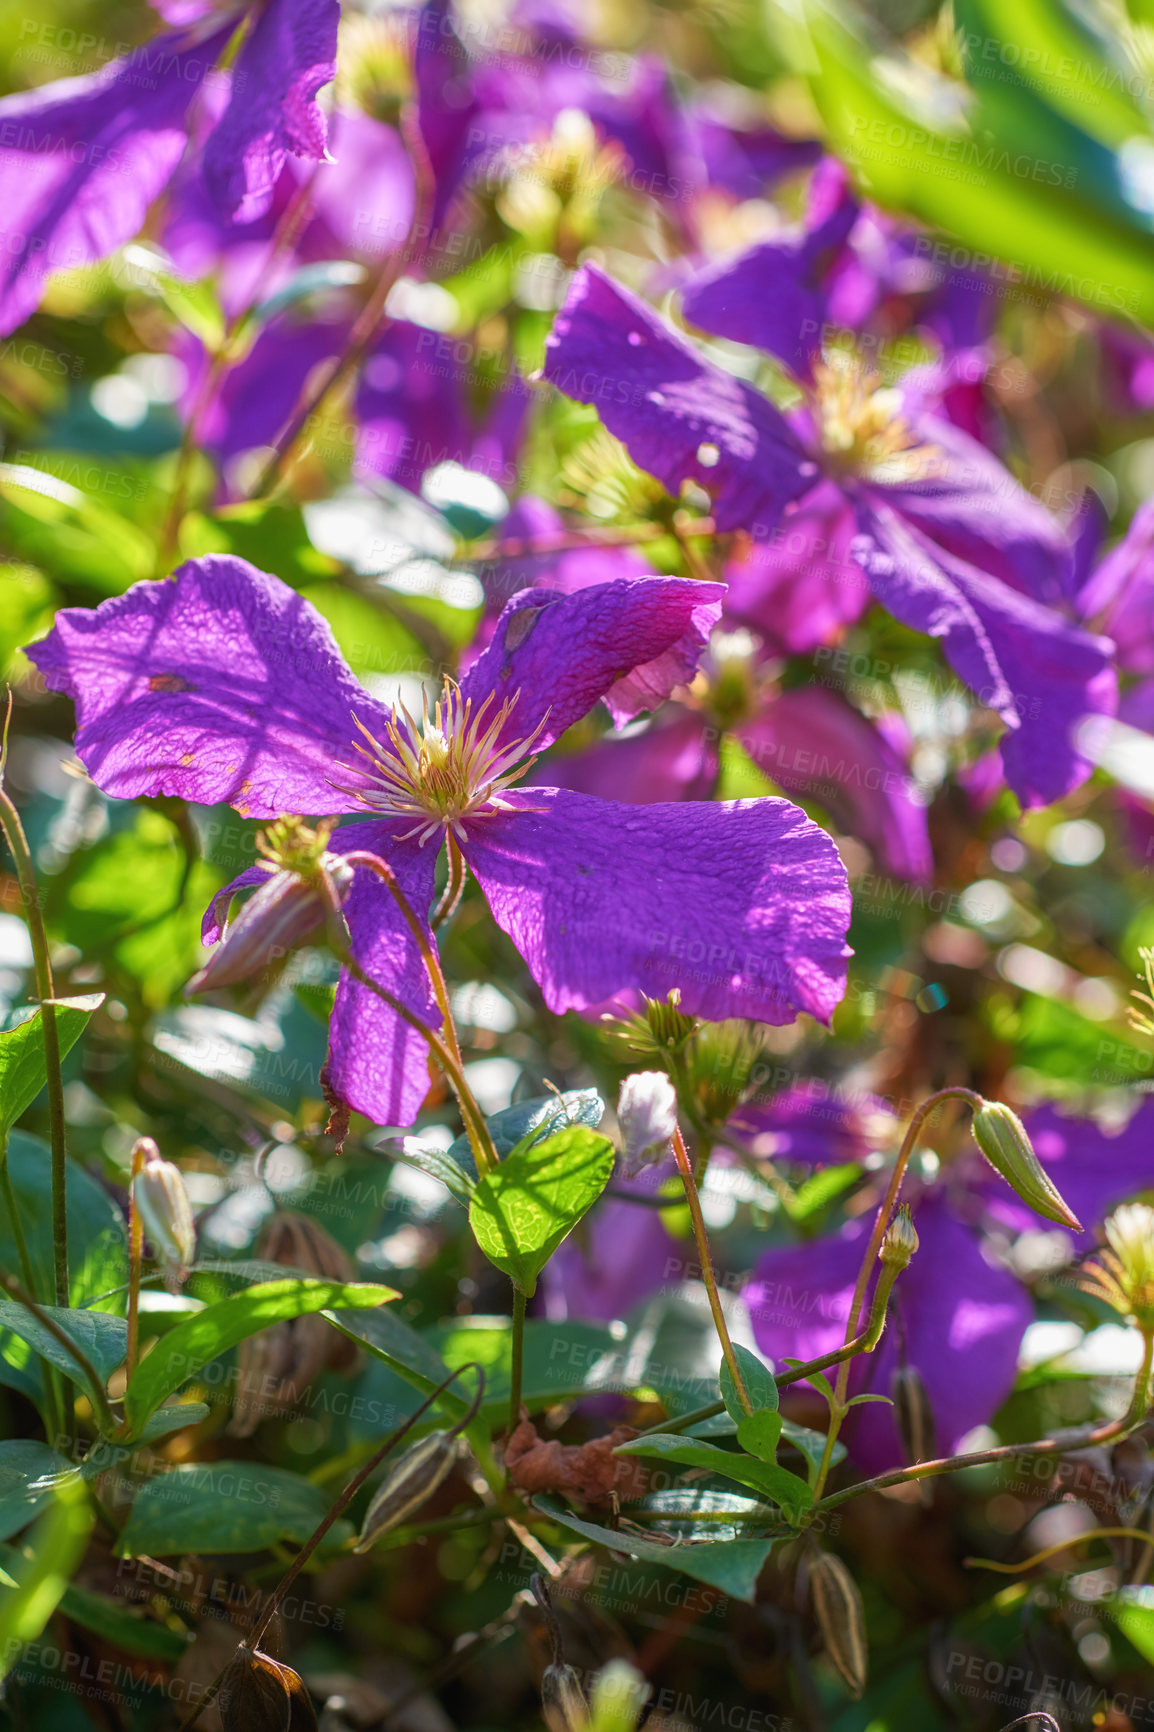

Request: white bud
left=617, top=1071, right=678, bottom=1176
left=131, top=1138, right=195, bottom=1293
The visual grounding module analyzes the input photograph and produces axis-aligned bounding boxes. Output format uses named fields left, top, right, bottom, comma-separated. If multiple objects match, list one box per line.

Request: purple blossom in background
left=0, top=0, right=339, bottom=336
left=30, top=557, right=852, bottom=1127
left=542, top=262, right=1117, bottom=806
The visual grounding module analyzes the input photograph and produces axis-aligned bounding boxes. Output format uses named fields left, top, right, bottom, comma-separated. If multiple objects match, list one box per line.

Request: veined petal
left=0, top=27, right=230, bottom=337
left=458, top=576, right=724, bottom=752
left=203, top=0, right=339, bottom=222
left=27, top=555, right=390, bottom=818
left=324, top=822, right=442, bottom=1128
left=459, top=787, right=852, bottom=1026
left=542, top=264, right=813, bottom=535
left=853, top=502, right=1117, bottom=809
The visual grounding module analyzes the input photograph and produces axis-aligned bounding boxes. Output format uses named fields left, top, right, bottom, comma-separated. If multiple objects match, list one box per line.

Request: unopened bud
left=542, top=1662, right=590, bottom=1732
left=617, top=1071, right=678, bottom=1176
left=971, top=1101, right=1082, bottom=1231
left=354, top=1430, right=460, bottom=1551
left=879, top=1205, right=919, bottom=1270
left=190, top=850, right=353, bottom=994
left=131, top=1138, right=195, bottom=1294
left=218, top=1645, right=317, bottom=1732
left=809, top=1550, right=867, bottom=1700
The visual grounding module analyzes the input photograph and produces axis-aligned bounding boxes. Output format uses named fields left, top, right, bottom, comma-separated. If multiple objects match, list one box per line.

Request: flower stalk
left=671, top=1121, right=753, bottom=1416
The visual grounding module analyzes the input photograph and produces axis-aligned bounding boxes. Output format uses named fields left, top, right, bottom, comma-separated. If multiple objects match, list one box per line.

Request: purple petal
left=0, top=29, right=228, bottom=337
left=681, top=158, right=858, bottom=377
left=459, top=577, right=724, bottom=751
left=309, top=108, right=416, bottom=258
left=201, top=864, right=272, bottom=946
left=415, top=0, right=485, bottom=230
left=191, top=315, right=347, bottom=463
left=737, top=688, right=933, bottom=882
left=541, top=711, right=718, bottom=806
left=722, top=480, right=870, bottom=655
left=853, top=503, right=1117, bottom=808
left=746, top=1200, right=1030, bottom=1473
left=879, top=414, right=1075, bottom=607
left=460, top=787, right=852, bottom=1026
left=1077, top=499, right=1154, bottom=675
left=27, top=556, right=389, bottom=819
left=728, top=1085, right=894, bottom=1167
left=324, top=823, right=442, bottom=1128
left=203, top=0, right=338, bottom=222
left=543, top=264, right=812, bottom=536
left=981, top=1100, right=1154, bottom=1254
left=355, top=319, right=472, bottom=492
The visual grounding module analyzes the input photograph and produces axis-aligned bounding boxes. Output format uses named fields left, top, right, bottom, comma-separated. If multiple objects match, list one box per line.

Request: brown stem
left=811, top=1087, right=980, bottom=1499
left=248, top=102, right=436, bottom=500
left=672, top=1122, right=752, bottom=1415
left=125, top=1140, right=147, bottom=1388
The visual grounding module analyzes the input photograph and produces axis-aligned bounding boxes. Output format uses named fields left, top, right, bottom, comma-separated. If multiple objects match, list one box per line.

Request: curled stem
left=672, top=1122, right=752, bottom=1416
left=811, top=1086, right=980, bottom=1500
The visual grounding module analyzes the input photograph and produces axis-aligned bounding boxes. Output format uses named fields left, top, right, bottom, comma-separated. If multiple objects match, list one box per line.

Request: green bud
left=809, top=1550, right=867, bottom=1700
left=971, top=1101, right=1082, bottom=1232
left=131, top=1138, right=195, bottom=1293
left=353, top=1431, right=460, bottom=1552
left=879, top=1206, right=919, bottom=1270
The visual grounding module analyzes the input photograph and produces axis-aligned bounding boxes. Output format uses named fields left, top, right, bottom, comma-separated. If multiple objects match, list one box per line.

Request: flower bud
left=617, top=1071, right=678, bottom=1176
left=190, top=847, right=354, bottom=994
left=218, top=1645, right=317, bottom=1732
left=879, top=1205, right=919, bottom=1271
left=353, top=1431, right=461, bottom=1551
left=971, top=1100, right=1082, bottom=1232
left=809, top=1550, right=867, bottom=1700
left=131, top=1138, right=195, bottom=1294
left=541, top=1662, right=590, bottom=1732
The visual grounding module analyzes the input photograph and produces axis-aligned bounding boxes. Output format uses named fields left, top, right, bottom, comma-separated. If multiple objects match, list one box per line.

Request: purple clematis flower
left=0, top=0, right=338, bottom=336
left=29, top=556, right=853, bottom=1128
left=542, top=263, right=1116, bottom=807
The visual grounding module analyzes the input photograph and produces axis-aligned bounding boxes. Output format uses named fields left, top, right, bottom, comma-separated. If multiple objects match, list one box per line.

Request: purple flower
left=543, top=1162, right=682, bottom=1325
left=28, top=556, right=852, bottom=1127
left=0, top=0, right=338, bottom=336
left=542, top=264, right=1116, bottom=807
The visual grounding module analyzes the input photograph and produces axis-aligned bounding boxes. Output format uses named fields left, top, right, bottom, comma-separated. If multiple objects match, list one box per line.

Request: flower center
left=812, top=352, right=936, bottom=481
left=336, top=683, right=547, bottom=844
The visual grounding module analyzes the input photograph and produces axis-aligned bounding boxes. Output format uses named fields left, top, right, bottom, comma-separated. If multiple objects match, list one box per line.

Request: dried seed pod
left=971, top=1100, right=1081, bottom=1231
left=353, top=1431, right=460, bottom=1551
left=809, top=1550, right=867, bottom=1700
left=229, top=1212, right=358, bottom=1437
left=541, top=1662, right=590, bottom=1732
left=891, top=1363, right=937, bottom=1467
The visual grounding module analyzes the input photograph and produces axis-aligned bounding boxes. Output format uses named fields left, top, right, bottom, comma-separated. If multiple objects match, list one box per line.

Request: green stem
left=813, top=1325, right=1154, bottom=1516
left=672, top=1122, right=752, bottom=1416
left=508, top=1285, right=526, bottom=1437
left=810, top=1087, right=980, bottom=1501
left=125, top=1140, right=147, bottom=1389
left=0, top=759, right=68, bottom=1307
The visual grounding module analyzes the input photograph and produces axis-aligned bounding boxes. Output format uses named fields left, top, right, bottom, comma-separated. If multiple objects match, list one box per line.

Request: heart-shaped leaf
left=468, top=1127, right=614, bottom=1296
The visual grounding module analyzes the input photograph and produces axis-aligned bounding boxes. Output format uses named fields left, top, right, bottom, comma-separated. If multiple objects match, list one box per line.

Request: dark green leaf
left=0, top=1301, right=125, bottom=1407
left=468, top=1126, right=614, bottom=1296
left=116, top=1462, right=338, bottom=1557
left=447, top=1088, right=605, bottom=1172
left=388, top=1139, right=476, bottom=1206
left=55, top=1577, right=191, bottom=1659
left=614, top=1433, right=812, bottom=1514
left=719, top=1344, right=778, bottom=1425
left=735, top=1410, right=783, bottom=1464
left=124, top=1278, right=397, bottom=1433
left=535, top=1497, right=775, bottom=1603
left=0, top=1442, right=76, bottom=1543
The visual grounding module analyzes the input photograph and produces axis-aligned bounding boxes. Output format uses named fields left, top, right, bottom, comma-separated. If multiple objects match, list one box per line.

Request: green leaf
left=116, top=1462, right=337, bottom=1557
left=788, top=1163, right=861, bottom=1224
left=134, top=1402, right=212, bottom=1444
left=719, top=1344, right=778, bottom=1425
left=735, top=1410, right=783, bottom=1464
left=0, top=995, right=104, bottom=1142
left=614, top=1434, right=812, bottom=1515
left=0, top=462, right=154, bottom=593
left=0, top=1476, right=94, bottom=1678
left=784, top=1358, right=837, bottom=1408
left=845, top=1392, right=894, bottom=1409
left=54, top=1577, right=190, bottom=1660
left=0, top=1301, right=126, bottom=1409
left=123, top=1278, right=398, bottom=1434
left=180, top=500, right=339, bottom=589
left=1112, top=1595, right=1154, bottom=1664
left=0, top=1442, right=76, bottom=1544
left=535, top=1497, right=775, bottom=1603
left=447, top=1088, right=605, bottom=1173
left=468, top=1126, right=614, bottom=1296
left=389, top=1139, right=476, bottom=1205
left=781, top=1418, right=844, bottom=1482
left=0, top=1134, right=127, bottom=1405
